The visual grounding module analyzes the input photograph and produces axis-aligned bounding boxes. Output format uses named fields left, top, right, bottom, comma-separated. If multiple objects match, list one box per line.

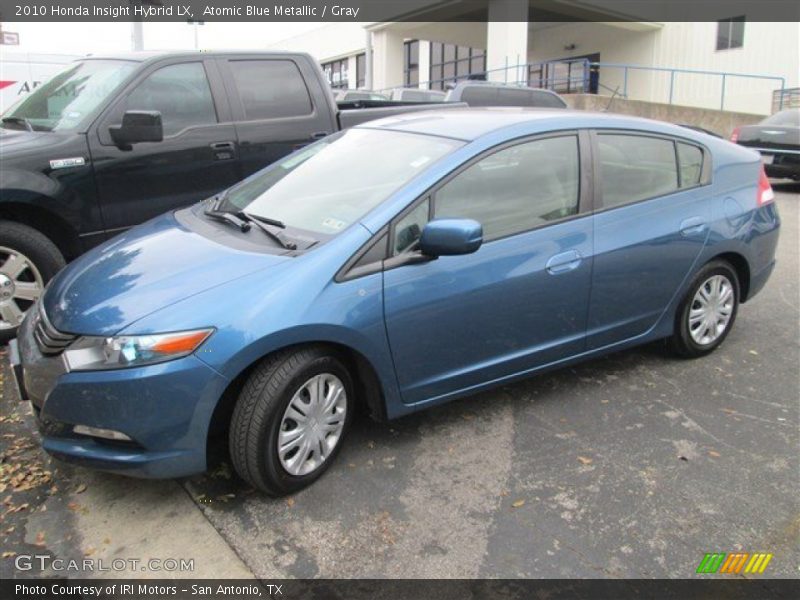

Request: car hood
left=43, top=211, right=290, bottom=335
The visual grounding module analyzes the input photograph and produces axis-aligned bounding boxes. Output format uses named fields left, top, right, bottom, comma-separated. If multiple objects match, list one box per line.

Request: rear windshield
left=461, top=86, right=566, bottom=108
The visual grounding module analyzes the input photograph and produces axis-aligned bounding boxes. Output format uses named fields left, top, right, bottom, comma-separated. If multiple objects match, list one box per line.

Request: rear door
left=216, top=55, right=337, bottom=179
left=90, top=57, right=241, bottom=231
left=383, top=132, right=594, bottom=405
left=586, top=131, right=712, bottom=349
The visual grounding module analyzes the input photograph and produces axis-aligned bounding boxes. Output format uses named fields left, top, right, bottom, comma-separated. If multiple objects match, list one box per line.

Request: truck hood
left=43, top=211, right=290, bottom=336
left=0, top=127, right=72, bottom=153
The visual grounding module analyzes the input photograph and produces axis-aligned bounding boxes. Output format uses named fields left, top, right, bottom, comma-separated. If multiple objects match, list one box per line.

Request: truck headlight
left=63, top=329, right=214, bottom=371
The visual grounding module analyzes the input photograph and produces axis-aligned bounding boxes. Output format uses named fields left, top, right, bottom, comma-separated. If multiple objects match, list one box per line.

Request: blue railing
left=377, top=59, right=787, bottom=113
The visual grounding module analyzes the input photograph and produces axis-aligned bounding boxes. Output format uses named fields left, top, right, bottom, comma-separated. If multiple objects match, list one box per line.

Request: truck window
left=123, top=62, right=217, bottom=136
left=229, top=60, right=313, bottom=120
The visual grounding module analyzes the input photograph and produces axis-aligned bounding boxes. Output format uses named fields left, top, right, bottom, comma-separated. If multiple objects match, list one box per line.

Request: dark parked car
left=445, top=81, right=567, bottom=108
left=0, top=51, right=459, bottom=339
left=10, top=109, right=779, bottom=495
left=334, top=90, right=389, bottom=102
left=732, top=108, right=800, bottom=180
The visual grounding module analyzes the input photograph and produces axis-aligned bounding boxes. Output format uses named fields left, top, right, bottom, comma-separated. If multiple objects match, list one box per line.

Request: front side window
left=229, top=60, right=312, bottom=120
left=123, top=62, right=217, bottom=136
left=597, top=134, right=679, bottom=209
left=433, top=136, right=581, bottom=240
left=394, top=198, right=430, bottom=255
left=2, top=60, right=135, bottom=131
left=220, top=129, right=462, bottom=235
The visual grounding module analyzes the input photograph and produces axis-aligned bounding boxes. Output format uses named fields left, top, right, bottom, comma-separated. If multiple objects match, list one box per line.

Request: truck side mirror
left=109, top=110, right=163, bottom=147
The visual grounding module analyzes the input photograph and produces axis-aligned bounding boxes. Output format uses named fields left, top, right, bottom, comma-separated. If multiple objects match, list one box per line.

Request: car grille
left=33, top=306, right=76, bottom=356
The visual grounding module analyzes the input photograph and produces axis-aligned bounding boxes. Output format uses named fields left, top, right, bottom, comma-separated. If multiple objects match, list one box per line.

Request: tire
left=669, top=260, right=740, bottom=359
left=229, top=346, right=354, bottom=496
left=0, top=221, right=65, bottom=343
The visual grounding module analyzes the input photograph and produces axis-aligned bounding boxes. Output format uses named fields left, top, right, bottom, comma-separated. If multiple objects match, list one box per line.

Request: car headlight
left=63, top=329, right=214, bottom=372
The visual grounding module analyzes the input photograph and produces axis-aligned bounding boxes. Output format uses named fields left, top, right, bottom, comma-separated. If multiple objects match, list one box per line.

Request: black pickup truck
left=0, top=50, right=459, bottom=338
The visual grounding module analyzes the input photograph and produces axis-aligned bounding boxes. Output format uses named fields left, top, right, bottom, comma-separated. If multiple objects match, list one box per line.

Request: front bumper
left=15, top=308, right=229, bottom=478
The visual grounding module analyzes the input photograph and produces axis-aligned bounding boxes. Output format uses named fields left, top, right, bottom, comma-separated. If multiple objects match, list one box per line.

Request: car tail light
left=757, top=166, right=774, bottom=206
left=730, top=127, right=740, bottom=143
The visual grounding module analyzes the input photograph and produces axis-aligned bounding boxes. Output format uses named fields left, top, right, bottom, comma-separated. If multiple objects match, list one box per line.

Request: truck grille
left=33, top=307, right=76, bottom=356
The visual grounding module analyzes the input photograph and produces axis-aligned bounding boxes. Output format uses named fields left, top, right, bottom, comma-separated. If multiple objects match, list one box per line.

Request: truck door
left=215, top=55, right=337, bottom=179
left=88, top=57, right=242, bottom=232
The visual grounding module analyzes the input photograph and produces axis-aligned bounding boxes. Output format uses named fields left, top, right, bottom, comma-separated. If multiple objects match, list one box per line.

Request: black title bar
left=0, top=0, right=799, bottom=23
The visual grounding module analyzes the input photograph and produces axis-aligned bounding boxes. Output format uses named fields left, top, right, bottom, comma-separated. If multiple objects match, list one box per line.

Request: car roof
left=358, top=107, right=701, bottom=143
left=79, top=50, right=303, bottom=63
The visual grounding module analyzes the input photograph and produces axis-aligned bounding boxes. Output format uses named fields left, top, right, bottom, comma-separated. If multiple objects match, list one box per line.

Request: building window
left=717, top=17, right=745, bottom=50
left=322, top=57, right=349, bottom=89
left=429, top=42, right=486, bottom=91
left=356, top=53, right=366, bottom=88
left=404, top=40, right=419, bottom=86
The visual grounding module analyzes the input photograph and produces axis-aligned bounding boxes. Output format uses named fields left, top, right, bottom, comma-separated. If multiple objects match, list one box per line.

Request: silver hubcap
left=278, top=373, right=347, bottom=477
left=688, top=274, right=734, bottom=346
left=0, top=246, right=44, bottom=330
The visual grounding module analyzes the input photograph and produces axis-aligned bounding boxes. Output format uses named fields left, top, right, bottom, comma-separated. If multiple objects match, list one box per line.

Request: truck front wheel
left=0, top=221, right=65, bottom=342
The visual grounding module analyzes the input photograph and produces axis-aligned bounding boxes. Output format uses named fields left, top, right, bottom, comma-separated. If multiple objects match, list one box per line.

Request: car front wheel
left=229, top=347, right=354, bottom=495
left=670, top=260, right=740, bottom=358
left=0, top=221, right=65, bottom=342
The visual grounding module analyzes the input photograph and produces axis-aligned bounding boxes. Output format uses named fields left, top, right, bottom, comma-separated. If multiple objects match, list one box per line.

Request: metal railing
left=375, top=58, right=788, bottom=114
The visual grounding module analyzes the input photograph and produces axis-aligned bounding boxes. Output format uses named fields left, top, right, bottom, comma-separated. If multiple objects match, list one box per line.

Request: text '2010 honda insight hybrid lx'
left=10, top=109, right=780, bottom=495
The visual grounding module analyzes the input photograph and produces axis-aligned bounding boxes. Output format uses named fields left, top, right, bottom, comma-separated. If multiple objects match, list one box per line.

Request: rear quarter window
left=677, top=142, right=704, bottom=188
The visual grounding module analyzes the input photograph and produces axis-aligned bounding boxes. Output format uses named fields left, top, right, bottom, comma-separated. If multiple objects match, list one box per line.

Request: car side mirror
left=109, top=110, right=163, bottom=147
left=419, top=219, right=483, bottom=257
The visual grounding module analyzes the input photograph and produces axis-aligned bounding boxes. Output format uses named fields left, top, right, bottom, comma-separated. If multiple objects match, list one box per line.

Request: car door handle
left=210, top=141, right=236, bottom=160
left=680, top=216, right=708, bottom=237
left=310, top=131, right=330, bottom=140
left=546, top=250, right=582, bottom=275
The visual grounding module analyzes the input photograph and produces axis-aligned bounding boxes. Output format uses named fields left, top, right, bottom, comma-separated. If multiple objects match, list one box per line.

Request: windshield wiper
left=1, top=117, right=35, bottom=132
left=238, top=211, right=286, bottom=230
left=203, top=208, right=251, bottom=232
left=239, top=212, right=297, bottom=250
left=205, top=208, right=298, bottom=250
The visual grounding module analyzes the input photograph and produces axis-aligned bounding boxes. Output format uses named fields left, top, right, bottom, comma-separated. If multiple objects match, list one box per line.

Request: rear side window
left=124, top=62, right=217, bottom=136
left=433, top=135, right=580, bottom=240
left=229, top=60, right=312, bottom=120
left=597, top=134, right=679, bottom=208
left=677, top=142, right=704, bottom=188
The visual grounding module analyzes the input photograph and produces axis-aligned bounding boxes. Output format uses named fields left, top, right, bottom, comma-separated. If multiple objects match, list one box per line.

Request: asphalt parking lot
left=1, top=186, right=797, bottom=580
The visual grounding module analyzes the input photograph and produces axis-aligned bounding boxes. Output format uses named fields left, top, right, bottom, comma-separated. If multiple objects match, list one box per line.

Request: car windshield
left=761, top=110, right=800, bottom=127
left=2, top=60, right=136, bottom=131
left=220, top=128, right=463, bottom=235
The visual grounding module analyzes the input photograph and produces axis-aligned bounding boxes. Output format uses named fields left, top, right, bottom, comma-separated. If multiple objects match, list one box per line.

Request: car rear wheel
left=228, top=347, right=354, bottom=495
left=669, top=260, right=740, bottom=358
left=0, top=221, right=65, bottom=342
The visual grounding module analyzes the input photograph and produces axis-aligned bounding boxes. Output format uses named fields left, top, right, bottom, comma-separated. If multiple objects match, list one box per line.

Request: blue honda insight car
left=10, top=109, right=780, bottom=495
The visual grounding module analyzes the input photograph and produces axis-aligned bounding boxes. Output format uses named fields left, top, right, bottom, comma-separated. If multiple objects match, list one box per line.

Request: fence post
left=669, top=70, right=675, bottom=105
left=720, top=74, right=726, bottom=111
left=779, top=78, right=785, bottom=110
left=623, top=66, right=628, bottom=98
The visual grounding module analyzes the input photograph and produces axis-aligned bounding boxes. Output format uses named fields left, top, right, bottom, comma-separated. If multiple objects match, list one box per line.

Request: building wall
left=529, top=22, right=799, bottom=115
left=265, top=21, right=798, bottom=114
left=265, top=23, right=368, bottom=88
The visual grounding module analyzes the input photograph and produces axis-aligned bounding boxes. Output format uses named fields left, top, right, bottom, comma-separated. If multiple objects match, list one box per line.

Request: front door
left=383, top=133, right=593, bottom=405
left=90, top=59, right=242, bottom=232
